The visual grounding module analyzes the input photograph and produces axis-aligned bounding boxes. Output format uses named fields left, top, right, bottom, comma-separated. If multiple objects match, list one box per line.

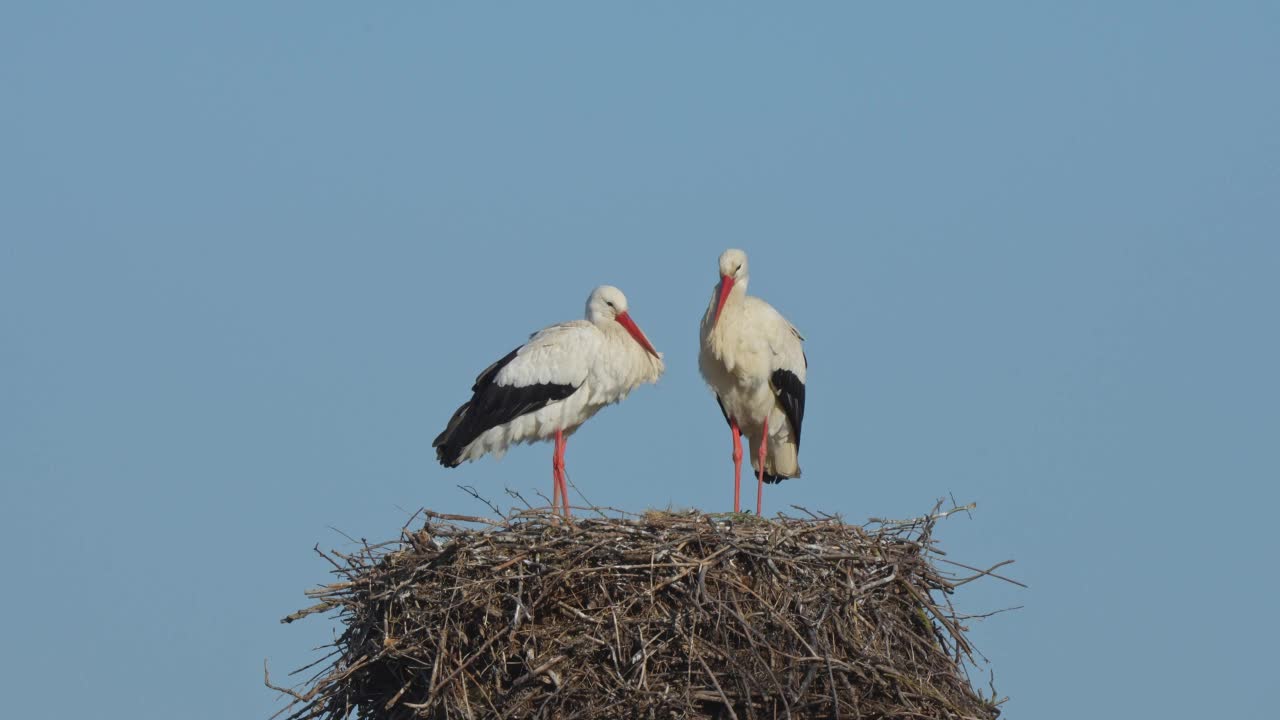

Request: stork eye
left=734, top=264, right=742, bottom=273
left=605, top=300, right=616, bottom=309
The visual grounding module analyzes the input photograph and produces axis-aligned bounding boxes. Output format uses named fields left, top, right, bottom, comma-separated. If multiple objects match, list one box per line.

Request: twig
left=937, top=558, right=1028, bottom=588
left=457, top=484, right=503, bottom=516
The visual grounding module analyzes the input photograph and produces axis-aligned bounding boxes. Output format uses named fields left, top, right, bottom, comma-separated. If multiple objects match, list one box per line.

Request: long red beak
left=713, top=274, right=734, bottom=325
left=615, top=311, right=660, bottom=358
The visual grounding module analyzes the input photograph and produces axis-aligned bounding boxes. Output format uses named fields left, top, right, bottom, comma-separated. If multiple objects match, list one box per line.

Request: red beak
left=713, top=274, right=734, bottom=325
left=615, top=311, right=660, bottom=358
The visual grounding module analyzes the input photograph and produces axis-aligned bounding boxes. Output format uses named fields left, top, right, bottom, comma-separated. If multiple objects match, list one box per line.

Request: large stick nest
left=271, top=507, right=1009, bottom=719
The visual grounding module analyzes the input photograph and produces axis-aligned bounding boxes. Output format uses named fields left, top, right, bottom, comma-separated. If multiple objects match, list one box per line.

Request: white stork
left=699, top=249, right=807, bottom=516
left=434, top=285, right=664, bottom=516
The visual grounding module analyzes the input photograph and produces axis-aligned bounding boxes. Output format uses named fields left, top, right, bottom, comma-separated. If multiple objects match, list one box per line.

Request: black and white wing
left=433, top=322, right=600, bottom=467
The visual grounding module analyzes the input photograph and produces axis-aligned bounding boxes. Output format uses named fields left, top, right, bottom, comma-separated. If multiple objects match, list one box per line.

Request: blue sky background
left=3, top=3, right=1278, bottom=718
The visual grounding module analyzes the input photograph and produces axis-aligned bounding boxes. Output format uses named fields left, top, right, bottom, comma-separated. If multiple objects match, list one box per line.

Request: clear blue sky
left=2, top=3, right=1277, bottom=718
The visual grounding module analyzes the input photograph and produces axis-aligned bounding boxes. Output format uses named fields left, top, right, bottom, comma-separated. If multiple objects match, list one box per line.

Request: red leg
left=550, top=427, right=570, bottom=517
left=552, top=429, right=566, bottom=517
left=731, top=422, right=743, bottom=513
left=565, top=430, right=576, bottom=515
left=756, top=417, right=769, bottom=516
left=551, top=435, right=562, bottom=514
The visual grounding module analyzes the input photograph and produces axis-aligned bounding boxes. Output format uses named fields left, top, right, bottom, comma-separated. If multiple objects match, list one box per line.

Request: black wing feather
left=433, top=347, right=578, bottom=467
left=714, top=394, right=732, bottom=428
left=770, top=368, right=805, bottom=451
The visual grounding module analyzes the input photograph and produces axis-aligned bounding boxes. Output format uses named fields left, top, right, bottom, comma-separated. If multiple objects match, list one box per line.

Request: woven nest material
left=271, top=507, right=1009, bottom=719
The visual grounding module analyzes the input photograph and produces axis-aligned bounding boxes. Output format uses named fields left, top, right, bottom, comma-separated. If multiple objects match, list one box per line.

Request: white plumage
left=434, top=285, right=664, bottom=515
left=699, top=249, right=807, bottom=515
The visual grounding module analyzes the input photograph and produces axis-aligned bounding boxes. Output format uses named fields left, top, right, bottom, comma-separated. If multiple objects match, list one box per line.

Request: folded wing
left=433, top=323, right=599, bottom=467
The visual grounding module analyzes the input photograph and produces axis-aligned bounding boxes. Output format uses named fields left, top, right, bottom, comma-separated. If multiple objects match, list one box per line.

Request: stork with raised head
left=434, top=285, right=664, bottom=516
left=699, top=249, right=807, bottom=516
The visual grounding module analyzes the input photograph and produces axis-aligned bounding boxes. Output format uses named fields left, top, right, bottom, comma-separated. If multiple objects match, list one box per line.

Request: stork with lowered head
left=699, top=249, right=807, bottom=515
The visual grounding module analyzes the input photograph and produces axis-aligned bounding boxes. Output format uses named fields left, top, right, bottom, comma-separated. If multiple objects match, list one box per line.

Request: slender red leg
left=731, top=422, right=743, bottom=513
left=756, top=417, right=769, bottom=516
left=551, top=436, right=562, bottom=514
left=563, top=427, right=578, bottom=517
left=551, top=429, right=566, bottom=516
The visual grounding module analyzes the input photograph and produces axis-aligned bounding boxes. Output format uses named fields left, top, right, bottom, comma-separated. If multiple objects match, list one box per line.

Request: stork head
left=587, top=285, right=660, bottom=358
left=713, top=248, right=749, bottom=325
